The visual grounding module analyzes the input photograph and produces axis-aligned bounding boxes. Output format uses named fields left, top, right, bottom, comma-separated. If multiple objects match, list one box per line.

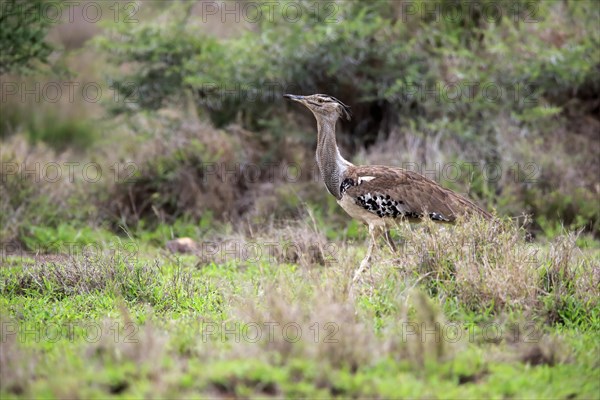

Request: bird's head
left=284, top=93, right=351, bottom=121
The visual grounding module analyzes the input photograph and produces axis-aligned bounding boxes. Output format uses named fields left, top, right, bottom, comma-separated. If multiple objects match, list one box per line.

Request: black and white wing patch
left=341, top=176, right=452, bottom=221
left=355, top=192, right=452, bottom=221
left=356, top=192, right=420, bottom=219
left=340, top=178, right=355, bottom=195
left=340, top=176, right=378, bottom=195
left=428, top=212, right=451, bottom=222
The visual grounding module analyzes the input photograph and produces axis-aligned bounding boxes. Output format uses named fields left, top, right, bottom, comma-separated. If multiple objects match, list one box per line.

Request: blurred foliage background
left=1, top=0, right=599, bottom=248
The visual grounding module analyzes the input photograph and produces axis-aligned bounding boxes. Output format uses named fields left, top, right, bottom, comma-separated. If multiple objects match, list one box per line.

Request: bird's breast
left=337, top=194, right=388, bottom=227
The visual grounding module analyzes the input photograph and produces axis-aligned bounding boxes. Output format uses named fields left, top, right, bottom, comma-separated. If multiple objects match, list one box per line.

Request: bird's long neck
left=315, top=116, right=352, bottom=199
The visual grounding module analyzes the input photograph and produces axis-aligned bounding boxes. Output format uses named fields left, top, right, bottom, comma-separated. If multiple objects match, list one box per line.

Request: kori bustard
left=284, top=94, right=491, bottom=283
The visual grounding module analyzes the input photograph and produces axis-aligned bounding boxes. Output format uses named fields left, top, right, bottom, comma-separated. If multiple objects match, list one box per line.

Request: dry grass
left=192, top=215, right=341, bottom=270
left=0, top=136, right=83, bottom=243
left=0, top=320, right=36, bottom=395
left=222, top=261, right=563, bottom=375
left=5, top=255, right=155, bottom=298
left=86, top=312, right=169, bottom=393
left=230, top=279, right=377, bottom=371
left=350, top=216, right=598, bottom=315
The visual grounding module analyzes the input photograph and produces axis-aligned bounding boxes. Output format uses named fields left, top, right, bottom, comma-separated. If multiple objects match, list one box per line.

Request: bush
left=102, top=119, right=255, bottom=228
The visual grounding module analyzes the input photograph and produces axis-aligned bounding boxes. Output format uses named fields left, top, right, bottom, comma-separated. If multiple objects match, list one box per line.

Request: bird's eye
left=318, top=98, right=324, bottom=103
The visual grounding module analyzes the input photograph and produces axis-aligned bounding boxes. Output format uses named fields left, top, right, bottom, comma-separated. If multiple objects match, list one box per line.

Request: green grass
left=1, top=218, right=599, bottom=398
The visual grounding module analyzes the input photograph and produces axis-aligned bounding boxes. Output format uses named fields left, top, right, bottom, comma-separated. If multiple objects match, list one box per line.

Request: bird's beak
left=283, top=94, right=304, bottom=102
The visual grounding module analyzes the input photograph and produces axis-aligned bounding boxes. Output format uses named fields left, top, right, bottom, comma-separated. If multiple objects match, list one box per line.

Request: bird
left=284, top=93, right=492, bottom=284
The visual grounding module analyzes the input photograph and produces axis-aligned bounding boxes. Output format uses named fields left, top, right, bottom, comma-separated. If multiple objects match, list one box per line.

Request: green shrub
left=95, top=2, right=211, bottom=115
left=101, top=1, right=598, bottom=133
left=0, top=0, right=58, bottom=74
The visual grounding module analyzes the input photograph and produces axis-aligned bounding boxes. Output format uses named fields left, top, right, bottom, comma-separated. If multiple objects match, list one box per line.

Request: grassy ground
left=1, top=216, right=598, bottom=398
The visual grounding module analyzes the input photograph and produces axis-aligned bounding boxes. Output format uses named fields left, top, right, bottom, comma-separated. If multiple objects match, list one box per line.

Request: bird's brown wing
left=342, top=165, right=491, bottom=222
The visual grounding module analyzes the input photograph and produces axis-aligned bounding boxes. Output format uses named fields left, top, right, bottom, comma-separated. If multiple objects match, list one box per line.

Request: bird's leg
left=353, top=225, right=379, bottom=284
left=383, top=229, right=397, bottom=254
